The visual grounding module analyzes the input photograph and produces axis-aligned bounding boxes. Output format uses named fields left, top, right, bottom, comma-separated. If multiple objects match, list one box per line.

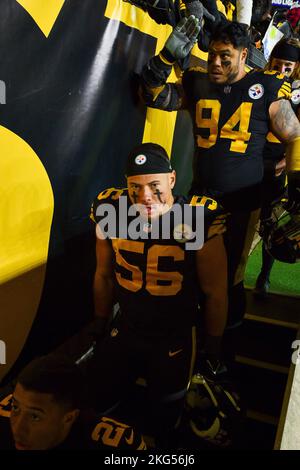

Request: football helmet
left=264, top=213, right=300, bottom=264
left=185, top=373, right=242, bottom=448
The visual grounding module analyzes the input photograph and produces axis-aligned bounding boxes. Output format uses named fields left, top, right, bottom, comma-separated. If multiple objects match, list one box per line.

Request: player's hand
left=184, top=0, right=215, bottom=23
left=286, top=172, right=300, bottom=213
left=161, top=15, right=201, bottom=62
left=275, top=157, right=286, bottom=177
left=87, top=316, right=108, bottom=341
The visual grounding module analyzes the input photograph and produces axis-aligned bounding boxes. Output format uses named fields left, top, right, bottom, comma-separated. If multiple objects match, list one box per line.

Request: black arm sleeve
left=140, top=55, right=184, bottom=111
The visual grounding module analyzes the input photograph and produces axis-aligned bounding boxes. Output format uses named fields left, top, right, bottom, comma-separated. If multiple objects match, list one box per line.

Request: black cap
left=271, top=40, right=300, bottom=62
left=126, top=143, right=173, bottom=177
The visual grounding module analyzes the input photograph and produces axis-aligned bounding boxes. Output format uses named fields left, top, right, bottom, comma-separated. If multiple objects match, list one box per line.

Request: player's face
left=127, top=172, right=176, bottom=219
left=207, top=41, right=248, bottom=84
left=270, top=58, right=297, bottom=77
left=10, top=383, right=78, bottom=450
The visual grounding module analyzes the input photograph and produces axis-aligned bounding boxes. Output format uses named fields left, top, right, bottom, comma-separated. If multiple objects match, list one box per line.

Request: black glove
left=184, top=0, right=215, bottom=23
left=286, top=172, right=300, bottom=213
left=85, top=316, right=108, bottom=341
left=161, top=15, right=201, bottom=63
left=52, top=317, right=108, bottom=363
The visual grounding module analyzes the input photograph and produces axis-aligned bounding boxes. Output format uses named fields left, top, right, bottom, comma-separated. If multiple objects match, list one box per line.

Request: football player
left=88, top=142, right=228, bottom=448
left=139, top=17, right=300, bottom=358
left=0, top=355, right=146, bottom=450
left=255, top=38, right=300, bottom=298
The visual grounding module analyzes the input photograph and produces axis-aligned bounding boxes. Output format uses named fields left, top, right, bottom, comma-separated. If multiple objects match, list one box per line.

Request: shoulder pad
left=185, top=67, right=207, bottom=77
left=96, top=187, right=126, bottom=202
left=189, top=195, right=218, bottom=211
left=262, top=70, right=285, bottom=79
left=188, top=195, right=226, bottom=239
left=259, top=70, right=291, bottom=98
left=0, top=393, right=12, bottom=418
left=91, top=416, right=146, bottom=449
left=90, top=187, right=127, bottom=224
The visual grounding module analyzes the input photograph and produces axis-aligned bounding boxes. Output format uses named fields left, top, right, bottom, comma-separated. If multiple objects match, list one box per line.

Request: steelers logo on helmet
left=248, top=83, right=264, bottom=100
left=135, top=154, right=147, bottom=165
left=173, top=224, right=193, bottom=243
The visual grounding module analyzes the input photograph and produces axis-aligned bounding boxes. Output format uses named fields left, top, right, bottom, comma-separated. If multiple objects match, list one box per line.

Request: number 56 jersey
left=91, top=188, right=226, bottom=337
left=183, top=69, right=291, bottom=194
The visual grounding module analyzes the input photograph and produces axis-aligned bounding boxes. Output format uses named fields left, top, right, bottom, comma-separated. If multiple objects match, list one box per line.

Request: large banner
left=0, top=0, right=200, bottom=381
left=272, top=0, right=300, bottom=7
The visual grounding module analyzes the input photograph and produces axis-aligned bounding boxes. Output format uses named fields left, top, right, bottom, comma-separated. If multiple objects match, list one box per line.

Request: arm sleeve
left=140, top=54, right=185, bottom=111
left=236, top=0, right=253, bottom=26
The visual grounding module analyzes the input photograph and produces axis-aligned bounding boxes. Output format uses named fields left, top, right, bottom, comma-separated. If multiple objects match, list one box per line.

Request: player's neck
left=227, top=68, right=247, bottom=85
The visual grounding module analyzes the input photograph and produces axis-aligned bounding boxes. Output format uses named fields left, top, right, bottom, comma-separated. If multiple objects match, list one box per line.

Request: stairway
left=232, top=289, right=300, bottom=449
left=111, top=289, right=300, bottom=450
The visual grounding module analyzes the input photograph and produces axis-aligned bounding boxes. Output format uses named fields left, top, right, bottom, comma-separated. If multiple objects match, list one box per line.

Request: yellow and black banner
left=0, top=0, right=198, bottom=380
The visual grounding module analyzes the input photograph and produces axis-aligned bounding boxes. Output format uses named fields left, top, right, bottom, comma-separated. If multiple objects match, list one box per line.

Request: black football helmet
left=264, top=213, right=300, bottom=264
left=185, top=373, right=242, bottom=448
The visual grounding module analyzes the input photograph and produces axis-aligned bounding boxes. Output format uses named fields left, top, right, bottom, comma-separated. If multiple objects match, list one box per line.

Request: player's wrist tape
left=159, top=47, right=176, bottom=65
left=287, top=136, right=300, bottom=172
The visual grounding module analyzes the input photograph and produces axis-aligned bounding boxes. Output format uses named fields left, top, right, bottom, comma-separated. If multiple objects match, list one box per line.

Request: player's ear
left=241, top=47, right=248, bottom=62
left=169, top=170, right=176, bottom=189
left=64, top=408, right=80, bottom=427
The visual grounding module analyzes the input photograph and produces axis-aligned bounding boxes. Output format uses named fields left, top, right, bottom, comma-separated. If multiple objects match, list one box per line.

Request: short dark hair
left=210, top=21, right=250, bottom=50
left=17, top=355, right=85, bottom=410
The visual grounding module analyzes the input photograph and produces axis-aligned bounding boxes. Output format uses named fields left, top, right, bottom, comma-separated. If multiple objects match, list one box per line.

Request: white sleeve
left=236, top=0, right=253, bottom=26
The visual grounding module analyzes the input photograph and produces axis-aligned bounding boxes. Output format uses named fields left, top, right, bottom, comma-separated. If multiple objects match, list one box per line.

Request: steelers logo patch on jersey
left=248, top=83, right=264, bottom=100
left=135, top=154, right=147, bottom=165
left=173, top=224, right=193, bottom=243
left=142, top=222, right=152, bottom=233
left=291, top=88, right=300, bottom=105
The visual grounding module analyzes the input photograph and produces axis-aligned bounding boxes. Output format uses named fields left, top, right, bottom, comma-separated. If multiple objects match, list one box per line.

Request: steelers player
left=88, top=142, right=227, bottom=448
left=255, top=38, right=300, bottom=298
left=139, top=18, right=300, bottom=357
left=0, top=355, right=146, bottom=450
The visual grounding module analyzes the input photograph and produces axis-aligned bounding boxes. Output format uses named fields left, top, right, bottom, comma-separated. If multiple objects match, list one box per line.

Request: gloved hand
left=286, top=172, right=300, bottom=213
left=184, top=0, right=215, bottom=23
left=86, top=316, right=109, bottom=341
left=161, top=15, right=201, bottom=63
left=52, top=316, right=108, bottom=363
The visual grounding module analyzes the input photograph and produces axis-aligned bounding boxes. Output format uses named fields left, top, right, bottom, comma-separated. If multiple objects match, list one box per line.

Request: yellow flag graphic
left=0, top=126, right=54, bottom=380
left=17, top=0, right=65, bottom=37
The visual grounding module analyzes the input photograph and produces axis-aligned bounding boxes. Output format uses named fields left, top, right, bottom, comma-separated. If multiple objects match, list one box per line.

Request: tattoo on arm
left=271, top=99, right=300, bottom=142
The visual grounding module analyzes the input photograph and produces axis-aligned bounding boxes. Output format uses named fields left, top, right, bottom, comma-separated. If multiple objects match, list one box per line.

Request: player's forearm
left=203, top=293, right=228, bottom=338
left=140, top=55, right=183, bottom=110
left=236, top=0, right=253, bottom=26
left=93, top=272, right=114, bottom=319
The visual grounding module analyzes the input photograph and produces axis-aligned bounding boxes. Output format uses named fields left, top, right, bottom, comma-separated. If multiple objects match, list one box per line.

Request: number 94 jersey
left=91, top=188, right=226, bottom=337
left=182, top=69, right=291, bottom=193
